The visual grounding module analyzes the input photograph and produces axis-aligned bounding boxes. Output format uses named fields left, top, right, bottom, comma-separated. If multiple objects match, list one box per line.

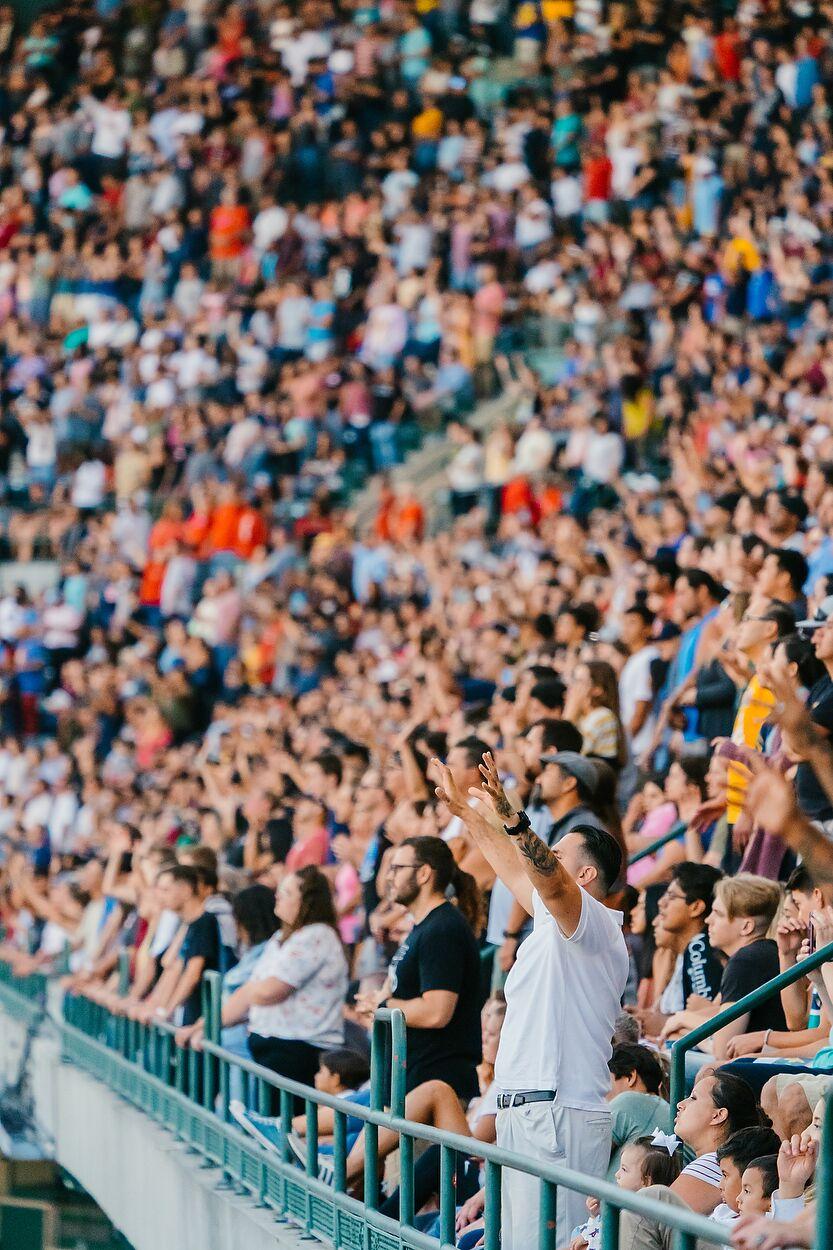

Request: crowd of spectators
left=5, top=0, right=833, bottom=1246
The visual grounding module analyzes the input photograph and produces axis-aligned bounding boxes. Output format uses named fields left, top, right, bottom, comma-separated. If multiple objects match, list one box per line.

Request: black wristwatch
left=503, top=810, right=531, bottom=838
left=503, top=929, right=522, bottom=941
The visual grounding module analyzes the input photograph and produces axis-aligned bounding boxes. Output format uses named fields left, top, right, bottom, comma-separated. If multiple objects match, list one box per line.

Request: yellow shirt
left=542, top=0, right=573, bottom=18
left=412, top=107, right=443, bottom=139
left=724, top=235, right=761, bottom=274
left=727, top=675, right=774, bottom=823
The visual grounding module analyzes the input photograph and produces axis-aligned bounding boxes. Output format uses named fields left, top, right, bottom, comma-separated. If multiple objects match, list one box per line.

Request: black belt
left=496, top=1090, right=556, bottom=1109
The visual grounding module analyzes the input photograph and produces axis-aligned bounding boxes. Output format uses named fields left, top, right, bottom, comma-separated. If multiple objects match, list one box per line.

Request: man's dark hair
left=669, top=862, right=723, bottom=915
left=157, top=863, right=199, bottom=892
left=607, top=1043, right=664, bottom=1095
left=314, top=753, right=344, bottom=786
left=401, top=835, right=483, bottom=931
left=533, top=612, right=555, bottom=640
left=624, top=602, right=655, bottom=627
left=767, top=548, right=809, bottom=595
left=679, top=569, right=728, bottom=603
left=453, top=736, right=492, bottom=770
left=716, top=1128, right=782, bottom=1172
left=744, top=1155, right=780, bottom=1198
left=181, top=845, right=219, bottom=890
left=762, top=601, right=799, bottom=641
left=786, top=864, right=815, bottom=896
left=340, top=739, right=371, bottom=769
left=319, top=1048, right=371, bottom=1089
left=560, top=602, right=600, bottom=635
left=528, top=717, right=584, bottom=754
left=574, top=824, right=622, bottom=895
left=529, top=680, right=566, bottom=712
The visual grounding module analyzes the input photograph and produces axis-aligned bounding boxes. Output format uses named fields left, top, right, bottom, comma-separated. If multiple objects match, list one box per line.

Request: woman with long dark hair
left=220, top=866, right=348, bottom=1089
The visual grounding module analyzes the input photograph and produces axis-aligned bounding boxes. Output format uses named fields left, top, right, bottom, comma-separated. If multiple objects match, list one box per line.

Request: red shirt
left=713, top=32, right=741, bottom=82
left=234, top=506, right=269, bottom=559
left=584, top=155, right=613, bottom=202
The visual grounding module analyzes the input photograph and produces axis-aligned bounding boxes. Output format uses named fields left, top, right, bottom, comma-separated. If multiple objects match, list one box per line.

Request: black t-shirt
left=178, top=911, right=223, bottom=1025
left=389, top=901, right=481, bottom=1100
left=795, top=675, right=833, bottom=821
left=719, top=939, right=786, bottom=1032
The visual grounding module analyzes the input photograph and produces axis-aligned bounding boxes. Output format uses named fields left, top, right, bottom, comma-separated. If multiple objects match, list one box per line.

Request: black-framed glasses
left=389, top=861, right=418, bottom=874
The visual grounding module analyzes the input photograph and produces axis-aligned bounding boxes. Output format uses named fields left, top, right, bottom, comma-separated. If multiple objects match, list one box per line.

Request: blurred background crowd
left=3, top=0, right=833, bottom=1243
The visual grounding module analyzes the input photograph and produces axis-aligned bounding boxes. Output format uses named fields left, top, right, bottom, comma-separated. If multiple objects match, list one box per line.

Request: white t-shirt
left=619, top=645, right=660, bottom=756
left=494, top=890, right=628, bottom=1107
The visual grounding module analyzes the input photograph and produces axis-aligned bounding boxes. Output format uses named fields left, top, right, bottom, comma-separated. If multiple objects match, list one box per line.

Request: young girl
left=569, top=1138, right=682, bottom=1250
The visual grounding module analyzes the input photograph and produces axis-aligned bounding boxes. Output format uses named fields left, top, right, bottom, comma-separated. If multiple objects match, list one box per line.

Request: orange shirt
left=390, top=500, right=425, bottom=543
left=148, top=516, right=183, bottom=553
left=210, top=204, right=250, bottom=259
left=206, top=502, right=243, bottom=553
left=139, top=561, right=166, bottom=606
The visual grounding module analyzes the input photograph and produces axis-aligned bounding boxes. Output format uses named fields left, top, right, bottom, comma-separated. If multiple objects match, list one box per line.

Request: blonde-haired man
left=659, top=873, right=785, bottom=1069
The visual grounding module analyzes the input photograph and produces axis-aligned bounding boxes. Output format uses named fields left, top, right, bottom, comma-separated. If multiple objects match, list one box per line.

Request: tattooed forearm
left=493, top=791, right=514, bottom=820
left=515, top=827, right=560, bottom=876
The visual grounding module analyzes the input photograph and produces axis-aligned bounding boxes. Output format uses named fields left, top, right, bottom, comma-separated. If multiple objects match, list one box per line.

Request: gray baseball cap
left=539, top=751, right=598, bottom=797
left=798, top=595, right=833, bottom=631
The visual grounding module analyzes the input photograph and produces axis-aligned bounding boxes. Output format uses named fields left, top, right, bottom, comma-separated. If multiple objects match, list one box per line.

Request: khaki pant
left=496, top=1101, right=611, bottom=1250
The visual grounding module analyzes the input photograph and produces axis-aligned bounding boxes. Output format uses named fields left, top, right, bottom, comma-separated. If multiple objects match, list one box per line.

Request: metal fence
left=1, top=962, right=829, bottom=1250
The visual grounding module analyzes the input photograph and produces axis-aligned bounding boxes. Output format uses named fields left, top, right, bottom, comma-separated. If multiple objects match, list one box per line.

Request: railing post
left=439, top=1144, right=456, bottom=1248
left=817, top=1087, right=833, bottom=1250
left=484, top=1158, right=501, bottom=1250
left=116, top=951, right=130, bottom=1055
left=601, top=1202, right=620, bottom=1250
left=539, top=1179, right=557, bottom=1250
left=366, top=1016, right=384, bottom=1209
left=669, top=1040, right=687, bottom=1134
left=389, top=1009, right=413, bottom=1226
left=202, top=972, right=221, bottom=1113
left=117, top=950, right=131, bottom=996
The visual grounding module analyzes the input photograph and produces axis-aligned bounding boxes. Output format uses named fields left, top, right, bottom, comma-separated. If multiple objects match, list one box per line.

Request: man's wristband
left=504, top=810, right=531, bottom=838
left=503, top=930, right=522, bottom=941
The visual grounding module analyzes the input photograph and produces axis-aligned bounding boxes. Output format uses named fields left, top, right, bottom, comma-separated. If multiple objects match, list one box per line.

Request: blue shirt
left=805, top=535, right=833, bottom=595
left=692, top=174, right=723, bottom=237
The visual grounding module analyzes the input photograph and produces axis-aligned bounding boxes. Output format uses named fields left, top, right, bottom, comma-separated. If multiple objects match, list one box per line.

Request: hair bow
left=651, top=1128, right=680, bottom=1156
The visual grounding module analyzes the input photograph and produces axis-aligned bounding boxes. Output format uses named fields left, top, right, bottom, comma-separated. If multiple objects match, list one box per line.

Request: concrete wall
left=0, top=1006, right=309, bottom=1250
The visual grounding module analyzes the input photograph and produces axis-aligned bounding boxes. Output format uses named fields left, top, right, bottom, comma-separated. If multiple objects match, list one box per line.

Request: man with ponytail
left=359, top=835, right=483, bottom=1101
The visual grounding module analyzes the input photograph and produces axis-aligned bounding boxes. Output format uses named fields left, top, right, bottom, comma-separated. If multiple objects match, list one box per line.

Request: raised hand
left=776, top=913, right=807, bottom=959
left=742, top=766, right=798, bottom=834
left=776, top=1134, right=817, bottom=1198
left=430, top=757, right=470, bottom=818
left=477, top=751, right=514, bottom=821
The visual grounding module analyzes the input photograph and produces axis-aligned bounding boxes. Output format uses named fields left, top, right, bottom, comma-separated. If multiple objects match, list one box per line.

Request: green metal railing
left=628, top=821, right=685, bottom=867
left=0, top=962, right=47, bottom=1026
left=669, top=940, right=833, bottom=1121
left=6, top=961, right=831, bottom=1250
